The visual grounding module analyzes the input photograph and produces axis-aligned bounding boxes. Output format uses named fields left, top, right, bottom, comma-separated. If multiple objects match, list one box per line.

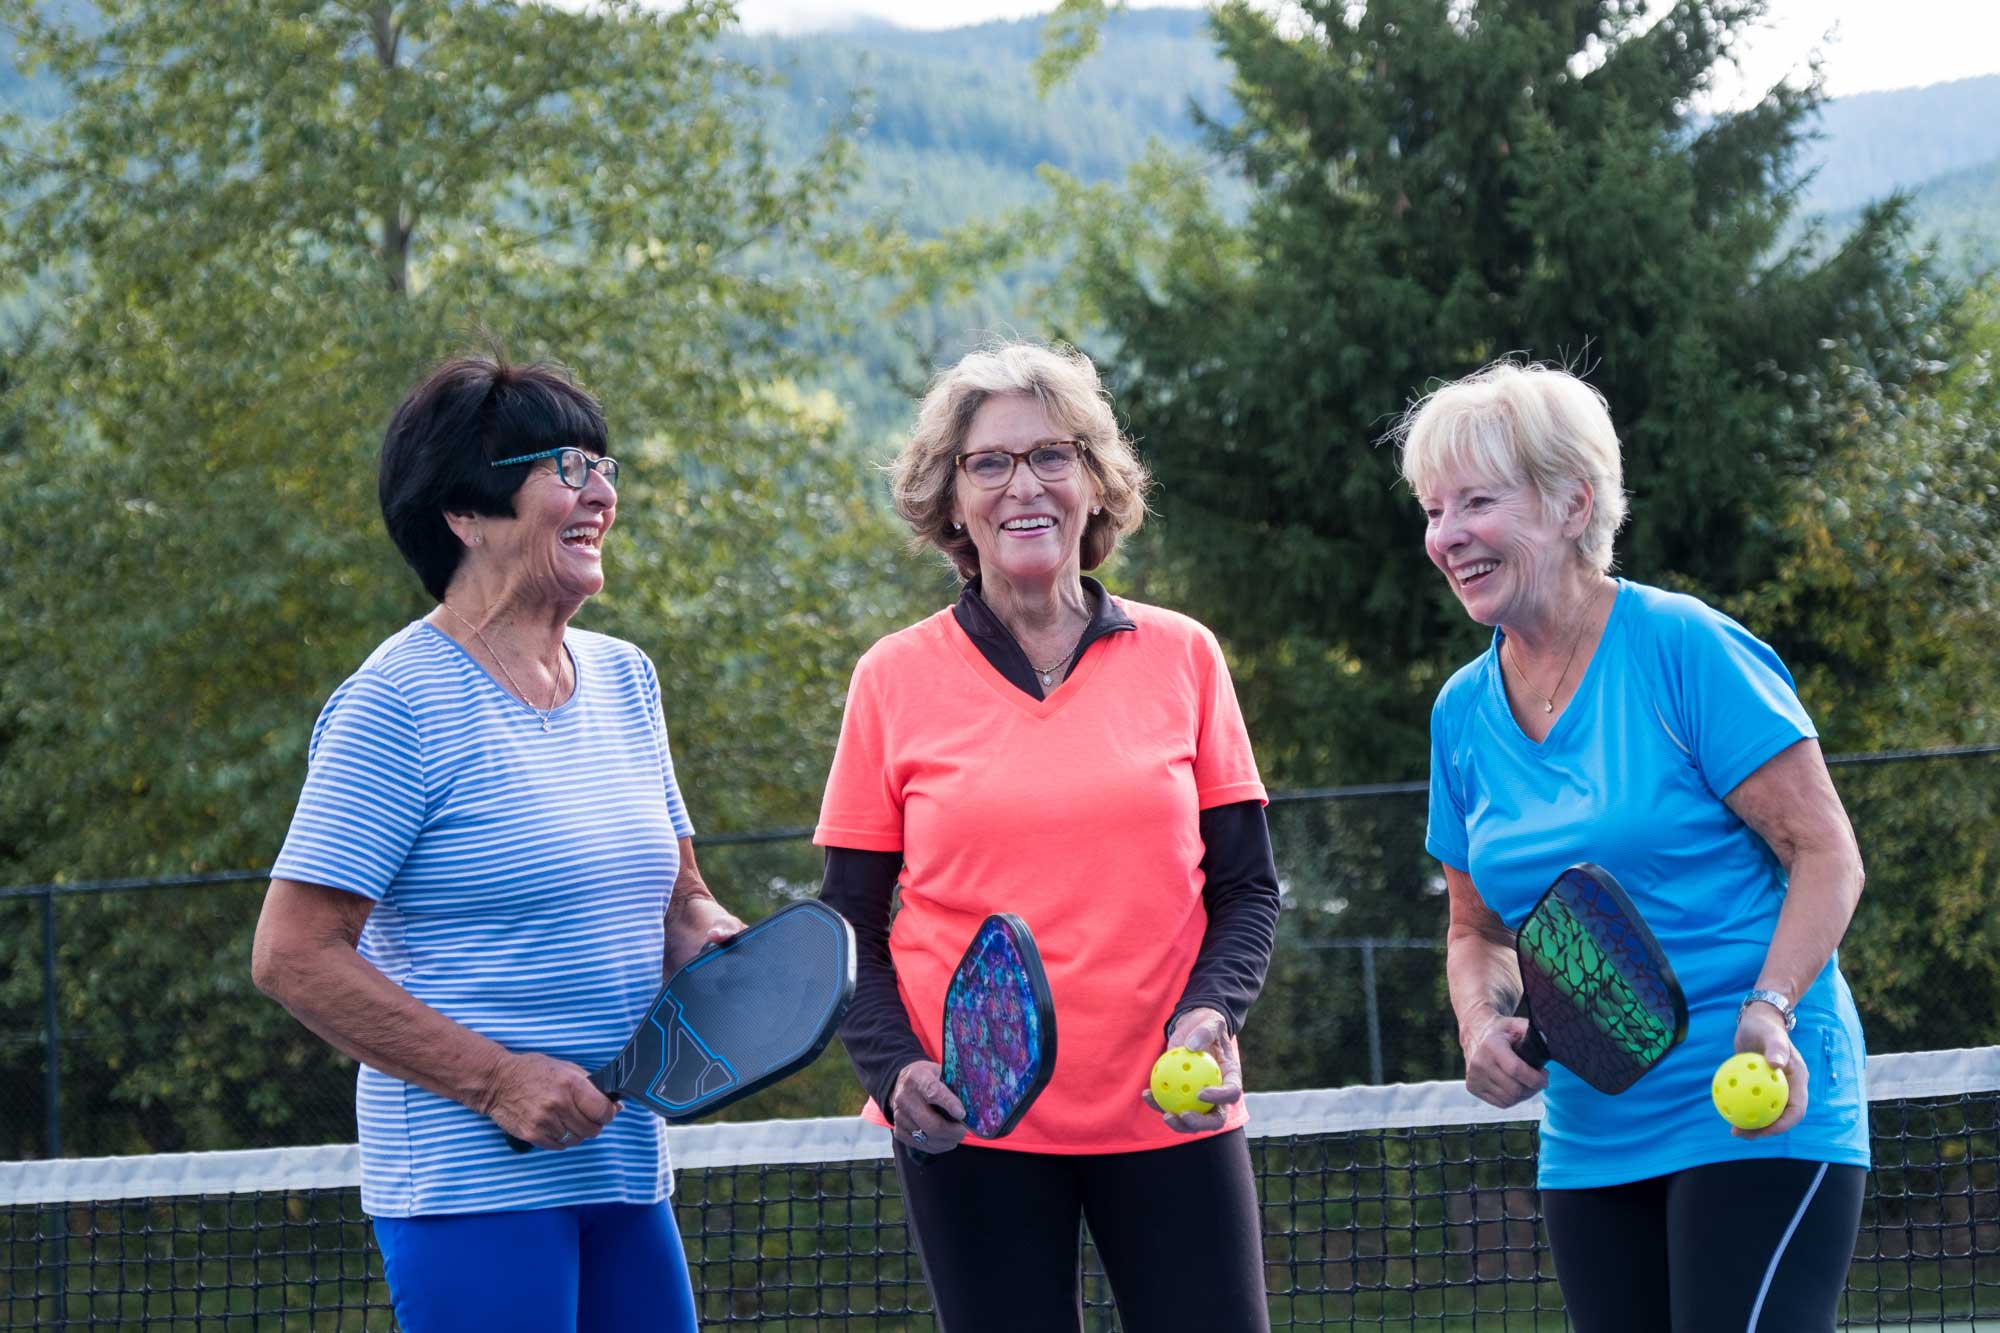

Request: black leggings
left=1542, top=1159, right=1866, bottom=1333
left=891, top=1129, right=1269, bottom=1333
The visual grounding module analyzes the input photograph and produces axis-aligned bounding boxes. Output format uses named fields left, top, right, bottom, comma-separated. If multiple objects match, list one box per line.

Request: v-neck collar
left=952, top=575, right=1137, bottom=702
left=1488, top=579, right=1630, bottom=752
left=943, top=587, right=1131, bottom=719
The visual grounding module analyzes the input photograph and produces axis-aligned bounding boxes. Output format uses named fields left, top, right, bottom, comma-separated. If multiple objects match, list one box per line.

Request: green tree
left=1736, top=282, right=2000, bottom=1055
left=1060, top=0, right=1982, bottom=782
left=0, top=0, right=923, bottom=1153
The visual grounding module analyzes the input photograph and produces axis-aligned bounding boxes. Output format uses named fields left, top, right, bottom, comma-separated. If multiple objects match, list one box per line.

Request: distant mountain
left=1801, top=74, right=2000, bottom=216
left=725, top=9, right=1234, bottom=235
left=1818, top=154, right=2000, bottom=278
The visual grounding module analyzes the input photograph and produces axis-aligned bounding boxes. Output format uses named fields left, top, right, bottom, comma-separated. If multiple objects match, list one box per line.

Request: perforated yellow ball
left=1150, top=1047, right=1222, bottom=1115
left=1712, top=1052, right=1789, bottom=1130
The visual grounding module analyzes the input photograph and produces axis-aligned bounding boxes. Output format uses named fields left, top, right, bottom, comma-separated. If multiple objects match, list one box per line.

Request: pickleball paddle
left=938, top=912, right=1056, bottom=1141
left=1513, top=862, right=1687, bottom=1095
left=507, top=898, right=855, bottom=1150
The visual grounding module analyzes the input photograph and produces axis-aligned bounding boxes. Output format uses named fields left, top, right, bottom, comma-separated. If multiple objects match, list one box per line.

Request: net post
left=40, top=886, right=60, bottom=1158
left=39, top=885, right=67, bottom=1319
left=1361, top=938, right=1383, bottom=1085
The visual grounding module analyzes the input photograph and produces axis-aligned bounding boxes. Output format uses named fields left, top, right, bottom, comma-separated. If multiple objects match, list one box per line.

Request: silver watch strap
left=1739, top=988, right=1797, bottom=1030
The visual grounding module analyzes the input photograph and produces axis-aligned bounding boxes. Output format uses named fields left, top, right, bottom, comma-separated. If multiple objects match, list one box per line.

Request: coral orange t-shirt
left=814, top=599, right=1266, bottom=1153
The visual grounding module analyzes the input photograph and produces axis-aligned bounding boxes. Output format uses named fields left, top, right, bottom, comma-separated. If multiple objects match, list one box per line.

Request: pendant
left=1040, top=671, right=1054, bottom=686
left=1543, top=702, right=1554, bottom=714
left=541, top=715, right=552, bottom=733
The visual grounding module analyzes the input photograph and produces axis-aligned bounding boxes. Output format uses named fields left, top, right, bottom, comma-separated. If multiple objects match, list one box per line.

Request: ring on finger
left=910, top=1128, right=930, bottom=1145
left=558, top=1129, right=576, bottom=1145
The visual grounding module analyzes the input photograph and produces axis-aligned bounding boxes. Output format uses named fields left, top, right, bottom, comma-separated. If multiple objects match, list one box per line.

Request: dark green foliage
left=1067, top=0, right=1988, bottom=782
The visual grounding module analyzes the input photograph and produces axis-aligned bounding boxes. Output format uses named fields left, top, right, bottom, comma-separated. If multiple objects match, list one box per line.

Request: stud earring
left=1090, top=505, right=1102, bottom=516
left=952, top=521, right=963, bottom=530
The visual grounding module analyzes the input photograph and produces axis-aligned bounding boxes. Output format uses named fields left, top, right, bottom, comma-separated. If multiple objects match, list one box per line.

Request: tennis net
left=4, top=1047, right=1995, bottom=1330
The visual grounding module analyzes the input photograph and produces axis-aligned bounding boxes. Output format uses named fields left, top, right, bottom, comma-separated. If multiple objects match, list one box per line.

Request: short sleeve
left=1673, top=606, right=1817, bottom=799
left=813, top=651, right=905, bottom=852
left=271, top=672, right=425, bottom=901
left=1425, top=693, right=1471, bottom=871
left=1191, top=624, right=1266, bottom=810
left=634, top=649, right=695, bottom=840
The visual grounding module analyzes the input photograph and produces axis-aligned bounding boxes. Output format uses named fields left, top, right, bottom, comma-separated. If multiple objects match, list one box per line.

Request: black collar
left=952, top=576, right=1137, bottom=700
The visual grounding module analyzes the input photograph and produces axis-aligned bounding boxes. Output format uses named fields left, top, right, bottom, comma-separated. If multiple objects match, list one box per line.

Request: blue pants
left=372, top=1200, right=698, bottom=1333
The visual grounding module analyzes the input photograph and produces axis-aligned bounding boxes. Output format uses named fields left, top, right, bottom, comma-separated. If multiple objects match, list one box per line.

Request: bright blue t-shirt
left=1426, top=580, right=1870, bottom=1188
left=273, top=622, right=695, bottom=1216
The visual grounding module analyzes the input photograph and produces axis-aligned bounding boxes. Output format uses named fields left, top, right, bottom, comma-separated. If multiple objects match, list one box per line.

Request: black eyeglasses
left=954, top=440, right=1087, bottom=490
left=491, top=447, right=620, bottom=489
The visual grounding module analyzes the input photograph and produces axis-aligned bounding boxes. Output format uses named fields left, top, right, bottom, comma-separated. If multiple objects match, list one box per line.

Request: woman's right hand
left=1462, top=1013, right=1550, bottom=1109
left=888, top=1060, right=969, bottom=1153
left=481, top=1050, right=620, bottom=1150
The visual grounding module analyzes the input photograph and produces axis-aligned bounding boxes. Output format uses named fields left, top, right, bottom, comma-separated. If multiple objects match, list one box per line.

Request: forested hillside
left=7, top=7, right=1993, bottom=263
left=1806, top=74, right=2000, bottom=214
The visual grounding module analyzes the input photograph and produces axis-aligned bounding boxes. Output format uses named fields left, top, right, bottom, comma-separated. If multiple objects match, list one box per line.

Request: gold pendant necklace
left=439, top=602, right=565, bottom=732
left=1504, top=586, right=1598, bottom=715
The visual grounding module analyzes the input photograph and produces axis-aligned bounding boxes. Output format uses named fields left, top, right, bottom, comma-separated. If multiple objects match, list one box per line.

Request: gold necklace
left=1503, top=587, right=1598, bottom=715
left=439, top=602, right=566, bottom=733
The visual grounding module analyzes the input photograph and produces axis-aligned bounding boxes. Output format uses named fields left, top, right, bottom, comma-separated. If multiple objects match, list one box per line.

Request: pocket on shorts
left=1799, top=1005, right=1866, bottom=1129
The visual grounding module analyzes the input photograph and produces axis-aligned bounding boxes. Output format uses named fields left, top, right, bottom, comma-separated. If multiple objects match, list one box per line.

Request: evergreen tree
left=1065, top=0, right=1971, bottom=780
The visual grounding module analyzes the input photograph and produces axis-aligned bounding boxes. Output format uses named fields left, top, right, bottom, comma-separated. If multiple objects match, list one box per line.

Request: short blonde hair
left=1393, top=360, right=1628, bottom=572
left=889, top=341, right=1151, bottom=580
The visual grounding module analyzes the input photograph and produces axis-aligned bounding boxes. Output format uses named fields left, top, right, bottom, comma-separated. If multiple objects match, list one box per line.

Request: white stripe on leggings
left=1745, top=1161, right=1829, bottom=1333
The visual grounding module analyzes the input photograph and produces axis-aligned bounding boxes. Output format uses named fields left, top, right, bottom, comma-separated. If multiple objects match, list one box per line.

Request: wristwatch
left=1739, top=988, right=1797, bottom=1031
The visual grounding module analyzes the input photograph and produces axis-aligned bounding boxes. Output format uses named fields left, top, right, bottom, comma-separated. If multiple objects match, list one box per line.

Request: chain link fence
left=3, top=748, right=1995, bottom=1160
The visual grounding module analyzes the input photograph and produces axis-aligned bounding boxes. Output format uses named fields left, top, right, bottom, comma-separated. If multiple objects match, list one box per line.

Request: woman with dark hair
left=815, top=341, right=1281, bottom=1331
left=253, top=353, right=738, bottom=1332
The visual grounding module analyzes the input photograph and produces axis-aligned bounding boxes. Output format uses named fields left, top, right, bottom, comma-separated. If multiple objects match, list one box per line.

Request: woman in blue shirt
left=252, top=354, right=742, bottom=1333
left=1397, top=361, right=1868, bottom=1332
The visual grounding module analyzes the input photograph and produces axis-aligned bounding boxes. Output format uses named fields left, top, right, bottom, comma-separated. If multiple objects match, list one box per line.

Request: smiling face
left=950, top=393, right=1099, bottom=593
left=480, top=450, right=618, bottom=609
left=1419, top=467, right=1585, bottom=630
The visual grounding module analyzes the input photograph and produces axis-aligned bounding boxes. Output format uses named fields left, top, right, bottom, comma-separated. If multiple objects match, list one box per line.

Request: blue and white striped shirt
left=273, top=621, right=694, bottom=1216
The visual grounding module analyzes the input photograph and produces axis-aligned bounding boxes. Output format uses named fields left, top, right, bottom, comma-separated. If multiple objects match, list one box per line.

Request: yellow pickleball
left=1712, top=1052, right=1789, bottom=1130
left=1150, top=1046, right=1222, bottom=1115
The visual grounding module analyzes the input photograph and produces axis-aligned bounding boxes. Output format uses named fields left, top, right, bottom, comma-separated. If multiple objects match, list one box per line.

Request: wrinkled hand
left=664, top=905, right=747, bottom=977
left=1142, top=1006, right=1243, bottom=1134
left=889, top=1060, right=969, bottom=1153
left=1462, top=1014, right=1549, bottom=1109
left=480, top=1050, right=619, bottom=1150
left=1732, top=1004, right=1808, bottom=1139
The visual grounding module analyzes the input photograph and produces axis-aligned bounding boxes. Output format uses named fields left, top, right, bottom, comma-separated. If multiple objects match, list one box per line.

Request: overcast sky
left=729, top=0, right=2000, bottom=107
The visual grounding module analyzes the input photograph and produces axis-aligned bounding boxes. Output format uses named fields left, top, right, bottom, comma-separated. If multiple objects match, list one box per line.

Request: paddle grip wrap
left=1513, top=993, right=1552, bottom=1070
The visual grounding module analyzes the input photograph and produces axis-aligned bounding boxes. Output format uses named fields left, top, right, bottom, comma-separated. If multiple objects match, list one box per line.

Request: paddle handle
left=502, top=1067, right=624, bottom=1152
left=1513, top=994, right=1551, bottom=1070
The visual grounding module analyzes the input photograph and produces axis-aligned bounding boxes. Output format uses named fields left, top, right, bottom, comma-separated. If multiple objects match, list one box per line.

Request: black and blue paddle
left=507, top=899, right=855, bottom=1150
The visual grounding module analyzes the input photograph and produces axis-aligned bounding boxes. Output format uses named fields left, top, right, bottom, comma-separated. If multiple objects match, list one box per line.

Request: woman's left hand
left=1732, top=1003, right=1809, bottom=1140
left=663, top=898, right=746, bottom=976
left=1142, top=1006, right=1243, bottom=1134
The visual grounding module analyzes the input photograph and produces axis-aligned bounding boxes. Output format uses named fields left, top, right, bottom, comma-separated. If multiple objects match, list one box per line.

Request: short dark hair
left=378, top=353, right=609, bottom=600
